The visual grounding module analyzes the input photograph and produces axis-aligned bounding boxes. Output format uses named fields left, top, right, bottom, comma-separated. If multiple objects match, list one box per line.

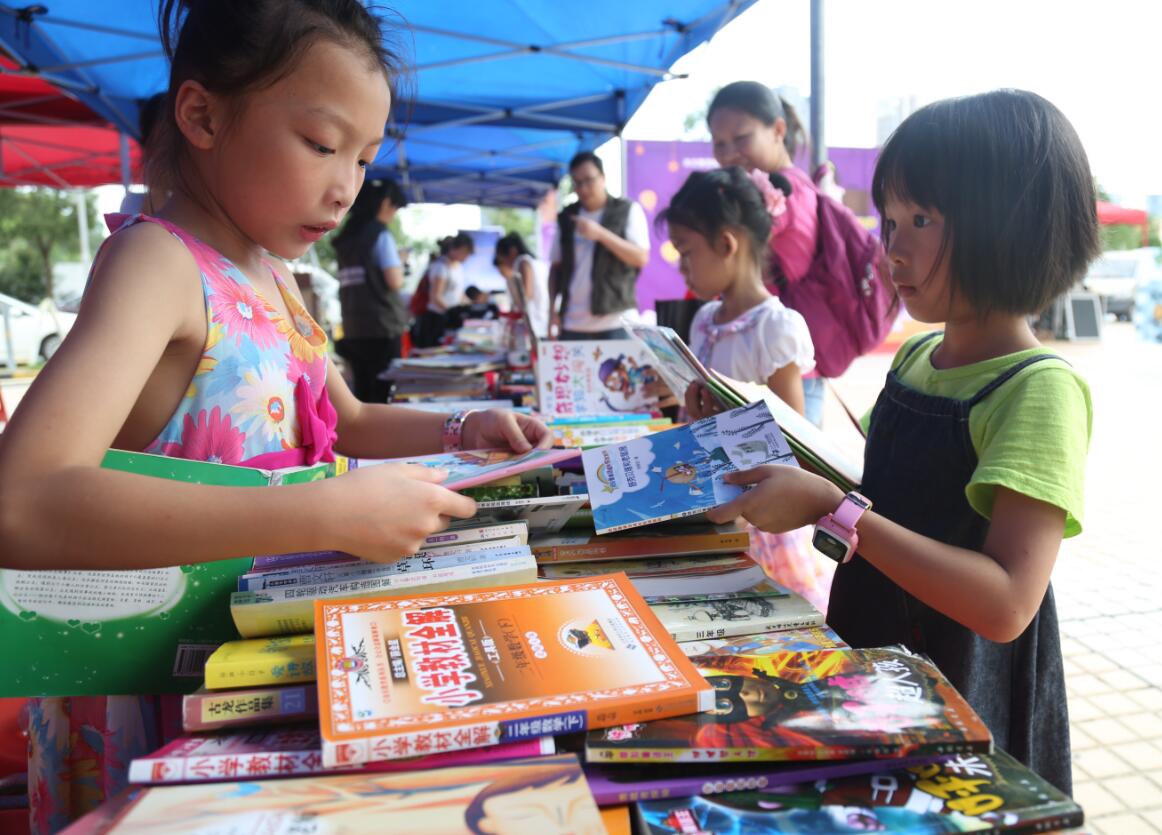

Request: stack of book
left=382, top=350, right=507, bottom=402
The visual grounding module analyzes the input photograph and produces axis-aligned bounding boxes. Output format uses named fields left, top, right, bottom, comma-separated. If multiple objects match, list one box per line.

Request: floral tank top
left=108, top=213, right=337, bottom=469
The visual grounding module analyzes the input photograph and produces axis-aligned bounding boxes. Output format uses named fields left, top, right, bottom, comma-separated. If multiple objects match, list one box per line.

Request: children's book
left=648, top=590, right=824, bottom=642
left=74, top=754, right=604, bottom=834
left=350, top=446, right=579, bottom=490
left=314, top=574, right=713, bottom=768
left=538, top=553, right=787, bottom=603
left=677, top=625, right=846, bottom=658
left=633, top=749, right=1083, bottom=834
left=231, top=547, right=537, bottom=638
left=531, top=521, right=750, bottom=564
left=182, top=682, right=319, bottom=732
left=536, top=339, right=662, bottom=416
left=128, top=725, right=555, bottom=784
left=204, top=635, right=317, bottom=690
left=585, top=646, right=992, bottom=764
left=628, top=322, right=864, bottom=492
left=389, top=352, right=507, bottom=376
left=399, top=399, right=529, bottom=413
left=550, top=416, right=673, bottom=449
left=455, top=493, right=590, bottom=535
left=583, top=753, right=946, bottom=808
left=0, top=450, right=335, bottom=697
left=582, top=400, right=796, bottom=534
left=600, top=804, right=633, bottom=835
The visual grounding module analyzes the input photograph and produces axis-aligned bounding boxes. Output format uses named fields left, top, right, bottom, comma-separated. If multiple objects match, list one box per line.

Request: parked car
left=1083, top=247, right=1162, bottom=320
left=0, top=292, right=78, bottom=366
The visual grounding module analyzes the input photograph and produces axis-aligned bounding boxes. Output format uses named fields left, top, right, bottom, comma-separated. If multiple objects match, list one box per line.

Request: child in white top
left=661, top=167, right=827, bottom=608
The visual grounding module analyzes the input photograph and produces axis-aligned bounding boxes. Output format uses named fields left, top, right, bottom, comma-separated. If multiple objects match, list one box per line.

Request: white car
left=0, top=292, right=77, bottom=366
left=1083, top=247, right=1162, bottom=321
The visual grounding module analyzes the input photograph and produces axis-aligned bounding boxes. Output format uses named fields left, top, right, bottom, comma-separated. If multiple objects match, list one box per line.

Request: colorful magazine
left=315, top=574, right=713, bottom=767
left=677, top=626, right=846, bottom=658
left=633, top=749, right=1083, bottom=834
left=536, top=339, right=662, bottom=416
left=648, top=591, right=824, bottom=642
left=350, top=446, right=579, bottom=490
left=585, top=646, right=992, bottom=763
left=582, top=400, right=796, bottom=534
left=538, top=553, right=787, bottom=603
left=79, top=754, right=605, bottom=834
left=128, top=724, right=555, bottom=784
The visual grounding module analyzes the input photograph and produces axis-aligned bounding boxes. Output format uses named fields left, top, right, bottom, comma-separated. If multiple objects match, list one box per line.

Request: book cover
left=237, top=542, right=529, bottom=592
left=315, top=574, right=713, bottom=767
left=0, top=452, right=334, bottom=697
left=536, top=339, right=662, bottom=416
left=531, top=522, right=750, bottom=564
left=129, top=724, right=555, bottom=784
left=204, top=635, right=317, bottom=690
left=677, top=625, right=846, bottom=658
left=633, top=749, right=1083, bottom=834
left=84, top=754, right=605, bottom=834
left=585, top=646, right=992, bottom=764
left=231, top=550, right=537, bottom=639
left=551, top=418, right=672, bottom=449
left=182, top=683, right=319, bottom=732
left=582, top=400, right=796, bottom=534
left=539, top=553, right=789, bottom=603
left=458, top=493, right=589, bottom=535
left=351, top=446, right=579, bottom=490
left=648, top=592, right=824, bottom=642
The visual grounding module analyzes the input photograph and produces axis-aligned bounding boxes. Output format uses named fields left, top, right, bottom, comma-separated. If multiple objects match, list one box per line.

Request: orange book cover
left=314, top=574, right=713, bottom=767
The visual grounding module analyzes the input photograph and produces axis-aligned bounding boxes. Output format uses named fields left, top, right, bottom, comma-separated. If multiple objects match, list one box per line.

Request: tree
left=0, top=188, right=94, bottom=302
left=481, top=206, right=535, bottom=241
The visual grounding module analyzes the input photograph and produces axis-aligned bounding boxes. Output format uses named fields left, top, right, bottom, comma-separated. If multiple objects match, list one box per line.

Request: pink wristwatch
left=442, top=410, right=476, bottom=452
left=812, top=491, right=872, bottom=564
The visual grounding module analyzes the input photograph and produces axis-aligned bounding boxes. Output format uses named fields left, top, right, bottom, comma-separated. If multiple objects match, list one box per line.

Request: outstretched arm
left=574, top=216, right=648, bottom=269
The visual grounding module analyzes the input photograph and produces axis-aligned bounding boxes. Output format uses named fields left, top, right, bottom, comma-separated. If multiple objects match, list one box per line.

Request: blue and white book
left=581, top=401, right=796, bottom=534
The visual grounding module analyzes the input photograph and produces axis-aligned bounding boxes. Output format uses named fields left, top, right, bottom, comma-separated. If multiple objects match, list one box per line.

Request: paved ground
left=828, top=320, right=1162, bottom=834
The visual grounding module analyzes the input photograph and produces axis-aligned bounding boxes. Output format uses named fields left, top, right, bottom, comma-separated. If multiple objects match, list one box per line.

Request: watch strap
left=832, top=491, right=872, bottom=530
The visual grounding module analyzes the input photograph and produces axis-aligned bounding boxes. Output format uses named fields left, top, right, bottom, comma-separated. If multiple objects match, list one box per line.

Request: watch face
left=812, top=528, right=850, bottom=563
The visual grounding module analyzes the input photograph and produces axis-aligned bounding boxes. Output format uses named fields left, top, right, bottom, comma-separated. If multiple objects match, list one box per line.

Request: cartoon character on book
left=598, top=354, right=662, bottom=411
left=653, top=447, right=731, bottom=500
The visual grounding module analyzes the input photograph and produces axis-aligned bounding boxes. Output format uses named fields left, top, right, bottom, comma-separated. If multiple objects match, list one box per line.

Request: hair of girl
left=495, top=232, right=532, bottom=260
left=150, top=0, right=410, bottom=197
left=707, top=80, right=809, bottom=160
left=657, top=166, right=773, bottom=271
left=334, top=178, right=406, bottom=243
left=446, top=231, right=475, bottom=255
left=871, top=89, right=1100, bottom=318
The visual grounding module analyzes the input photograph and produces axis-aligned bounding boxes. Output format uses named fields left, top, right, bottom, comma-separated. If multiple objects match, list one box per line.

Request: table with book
left=7, top=323, right=1087, bottom=834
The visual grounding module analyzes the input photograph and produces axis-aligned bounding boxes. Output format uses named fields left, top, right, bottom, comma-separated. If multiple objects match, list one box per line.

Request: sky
left=619, top=0, right=1162, bottom=208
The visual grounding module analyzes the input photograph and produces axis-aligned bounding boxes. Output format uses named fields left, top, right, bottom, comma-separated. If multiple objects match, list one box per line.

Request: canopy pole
left=75, top=190, right=91, bottom=267
left=809, top=0, right=826, bottom=173
left=119, top=132, right=131, bottom=191
left=2, top=302, right=15, bottom=373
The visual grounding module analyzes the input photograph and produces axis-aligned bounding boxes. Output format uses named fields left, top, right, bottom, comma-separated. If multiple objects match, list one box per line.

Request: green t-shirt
left=862, top=333, right=1092, bottom=537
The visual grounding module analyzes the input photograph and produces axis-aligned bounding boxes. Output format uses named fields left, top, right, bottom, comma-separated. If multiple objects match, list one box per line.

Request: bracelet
left=442, top=410, right=476, bottom=452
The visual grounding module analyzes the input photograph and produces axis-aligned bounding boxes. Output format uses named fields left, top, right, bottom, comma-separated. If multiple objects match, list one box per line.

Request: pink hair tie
left=748, top=168, right=787, bottom=218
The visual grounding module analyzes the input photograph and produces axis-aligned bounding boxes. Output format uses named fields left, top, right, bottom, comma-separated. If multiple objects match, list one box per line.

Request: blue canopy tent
left=0, top=0, right=757, bottom=205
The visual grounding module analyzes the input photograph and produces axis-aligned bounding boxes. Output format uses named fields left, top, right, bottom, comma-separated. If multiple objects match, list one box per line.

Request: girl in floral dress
left=0, top=2, right=549, bottom=830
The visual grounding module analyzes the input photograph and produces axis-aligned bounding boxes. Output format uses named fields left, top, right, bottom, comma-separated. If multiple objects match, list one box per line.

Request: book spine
left=588, top=738, right=992, bottom=763
left=129, top=748, right=329, bottom=784
left=250, top=551, right=359, bottom=571
left=324, top=688, right=708, bottom=767
left=231, top=556, right=537, bottom=638
left=181, top=685, right=318, bottom=732
left=595, top=506, right=707, bottom=536
left=532, top=532, right=750, bottom=564
left=660, top=611, right=825, bottom=643
left=203, top=657, right=317, bottom=690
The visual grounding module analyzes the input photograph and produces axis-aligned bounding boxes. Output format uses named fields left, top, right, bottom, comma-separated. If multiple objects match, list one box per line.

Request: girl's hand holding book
left=462, top=409, right=553, bottom=453
left=323, top=463, right=477, bottom=561
left=706, top=464, right=842, bottom=534
left=684, top=381, right=727, bottom=421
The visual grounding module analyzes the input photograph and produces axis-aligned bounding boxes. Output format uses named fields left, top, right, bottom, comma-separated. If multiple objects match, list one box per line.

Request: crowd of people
left=0, top=0, right=1103, bottom=830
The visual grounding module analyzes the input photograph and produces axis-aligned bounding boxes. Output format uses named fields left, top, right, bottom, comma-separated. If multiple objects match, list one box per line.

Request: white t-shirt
left=426, top=257, right=465, bottom=313
left=550, top=200, right=650, bottom=333
left=689, top=297, right=816, bottom=384
left=512, top=253, right=550, bottom=338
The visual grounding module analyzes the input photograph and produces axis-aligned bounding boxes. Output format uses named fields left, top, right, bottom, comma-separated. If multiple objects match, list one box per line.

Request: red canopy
left=1097, top=199, right=1149, bottom=245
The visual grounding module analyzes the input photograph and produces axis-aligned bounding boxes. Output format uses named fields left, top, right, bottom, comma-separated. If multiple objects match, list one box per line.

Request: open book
left=627, top=323, right=862, bottom=492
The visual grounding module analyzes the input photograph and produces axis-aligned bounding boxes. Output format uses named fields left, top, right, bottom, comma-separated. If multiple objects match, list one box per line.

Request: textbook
left=677, top=625, right=846, bottom=658
left=633, top=749, right=1083, bottom=834
left=128, top=725, right=555, bottom=784
left=349, top=446, right=579, bottom=490
left=628, top=322, right=863, bottom=491
left=531, top=521, right=750, bottom=564
left=585, top=646, right=992, bottom=763
left=230, top=547, right=538, bottom=638
left=539, top=553, right=787, bottom=603
left=550, top=416, right=673, bottom=449
left=0, top=450, right=335, bottom=697
left=582, top=400, right=796, bottom=534
left=182, top=682, right=319, bottom=732
left=203, top=634, right=317, bottom=690
left=76, top=754, right=604, bottom=834
left=648, top=589, right=824, bottom=642
left=314, top=574, right=713, bottom=768
left=536, top=338, right=662, bottom=416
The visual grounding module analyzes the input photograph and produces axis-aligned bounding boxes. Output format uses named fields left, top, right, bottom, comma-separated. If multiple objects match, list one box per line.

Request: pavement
left=828, top=320, right=1162, bottom=834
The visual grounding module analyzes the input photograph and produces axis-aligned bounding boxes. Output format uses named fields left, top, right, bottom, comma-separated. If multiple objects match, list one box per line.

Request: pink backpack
left=770, top=172, right=896, bottom=378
